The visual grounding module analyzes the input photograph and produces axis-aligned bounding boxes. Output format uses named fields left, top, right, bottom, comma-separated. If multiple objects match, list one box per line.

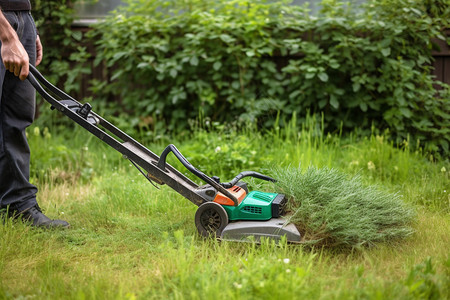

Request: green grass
left=0, top=121, right=449, bottom=299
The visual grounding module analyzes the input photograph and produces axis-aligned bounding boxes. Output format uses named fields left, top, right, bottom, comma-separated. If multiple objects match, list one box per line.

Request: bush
left=273, top=166, right=416, bottom=249
left=88, top=0, right=450, bottom=155
left=30, top=0, right=445, bottom=156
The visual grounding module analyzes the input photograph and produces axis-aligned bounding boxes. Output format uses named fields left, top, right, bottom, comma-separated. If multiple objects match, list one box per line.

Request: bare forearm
left=0, top=9, right=18, bottom=43
left=0, top=8, right=30, bottom=80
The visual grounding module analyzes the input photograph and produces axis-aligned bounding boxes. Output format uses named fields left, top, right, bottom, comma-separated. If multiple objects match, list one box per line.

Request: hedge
left=34, top=0, right=450, bottom=155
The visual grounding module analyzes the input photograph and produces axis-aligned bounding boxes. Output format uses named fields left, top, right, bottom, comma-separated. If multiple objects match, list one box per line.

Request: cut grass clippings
left=274, top=166, right=416, bottom=249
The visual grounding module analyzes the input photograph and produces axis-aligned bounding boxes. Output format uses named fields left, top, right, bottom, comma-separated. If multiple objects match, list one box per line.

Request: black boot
left=19, top=205, right=70, bottom=228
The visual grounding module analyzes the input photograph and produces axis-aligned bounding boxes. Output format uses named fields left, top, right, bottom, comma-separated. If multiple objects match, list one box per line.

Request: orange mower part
left=213, top=186, right=247, bottom=206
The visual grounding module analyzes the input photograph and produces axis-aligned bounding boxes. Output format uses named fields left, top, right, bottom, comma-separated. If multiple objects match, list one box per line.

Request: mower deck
left=220, top=218, right=301, bottom=243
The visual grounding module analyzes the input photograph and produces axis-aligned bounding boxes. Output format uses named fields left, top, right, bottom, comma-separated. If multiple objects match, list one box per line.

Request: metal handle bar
left=158, top=144, right=277, bottom=191
left=157, top=144, right=240, bottom=205
left=28, top=64, right=77, bottom=105
left=221, top=171, right=277, bottom=189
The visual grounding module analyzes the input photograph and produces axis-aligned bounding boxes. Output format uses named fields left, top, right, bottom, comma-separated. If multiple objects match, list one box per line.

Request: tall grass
left=0, top=118, right=447, bottom=299
left=274, top=166, right=415, bottom=248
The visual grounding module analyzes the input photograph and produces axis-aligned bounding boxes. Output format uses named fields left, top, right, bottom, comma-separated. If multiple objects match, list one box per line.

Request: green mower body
left=223, top=191, right=285, bottom=221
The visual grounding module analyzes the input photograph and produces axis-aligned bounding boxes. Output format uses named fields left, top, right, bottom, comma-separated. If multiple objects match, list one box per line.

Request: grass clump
left=274, top=166, right=416, bottom=249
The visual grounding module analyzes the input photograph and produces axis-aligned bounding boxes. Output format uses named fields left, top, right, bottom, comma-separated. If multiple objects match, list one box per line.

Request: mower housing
left=219, top=190, right=287, bottom=221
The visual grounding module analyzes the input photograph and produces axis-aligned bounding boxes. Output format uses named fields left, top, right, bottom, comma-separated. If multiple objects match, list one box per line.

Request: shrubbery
left=88, top=0, right=449, bottom=154
left=32, top=0, right=450, bottom=155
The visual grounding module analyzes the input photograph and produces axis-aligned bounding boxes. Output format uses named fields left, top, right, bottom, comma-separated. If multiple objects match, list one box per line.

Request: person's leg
left=0, top=11, right=38, bottom=213
left=0, top=11, right=68, bottom=228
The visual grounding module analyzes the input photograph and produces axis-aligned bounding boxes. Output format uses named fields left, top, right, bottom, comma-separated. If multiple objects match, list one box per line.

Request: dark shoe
left=19, top=205, right=70, bottom=229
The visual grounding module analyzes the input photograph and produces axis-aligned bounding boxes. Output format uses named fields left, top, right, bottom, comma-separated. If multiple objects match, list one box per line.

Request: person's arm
left=0, top=8, right=29, bottom=80
left=36, top=34, right=42, bottom=66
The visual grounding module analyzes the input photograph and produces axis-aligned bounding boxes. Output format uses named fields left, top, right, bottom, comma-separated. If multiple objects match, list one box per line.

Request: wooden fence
left=431, top=30, right=450, bottom=89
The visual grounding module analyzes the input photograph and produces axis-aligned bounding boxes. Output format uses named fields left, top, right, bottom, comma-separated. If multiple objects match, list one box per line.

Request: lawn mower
left=27, top=65, right=301, bottom=243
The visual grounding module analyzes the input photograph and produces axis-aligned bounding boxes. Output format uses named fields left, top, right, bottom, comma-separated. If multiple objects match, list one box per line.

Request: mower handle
left=27, top=64, right=78, bottom=105
left=158, top=145, right=276, bottom=187
left=158, top=144, right=241, bottom=206
left=221, top=171, right=277, bottom=189
left=28, top=66, right=276, bottom=207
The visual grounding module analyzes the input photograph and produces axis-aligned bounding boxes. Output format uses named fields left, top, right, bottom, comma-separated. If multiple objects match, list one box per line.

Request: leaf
left=400, top=107, right=412, bottom=118
left=381, top=48, right=391, bottom=57
left=330, top=95, right=339, bottom=109
left=405, top=83, right=415, bottom=90
left=318, top=99, right=327, bottom=108
left=246, top=50, right=255, bottom=57
left=410, top=8, right=422, bottom=16
left=219, top=34, right=234, bottom=43
left=334, top=88, right=345, bottom=95
left=112, top=51, right=128, bottom=61
left=142, top=55, right=155, bottom=63
left=71, top=31, right=82, bottom=41
left=190, top=56, right=199, bottom=66
left=318, top=72, right=329, bottom=82
left=111, top=69, right=124, bottom=81
left=213, top=61, right=222, bottom=71
left=289, top=89, right=302, bottom=99
left=329, top=60, right=340, bottom=69
left=360, top=102, right=368, bottom=112
left=137, top=62, right=149, bottom=69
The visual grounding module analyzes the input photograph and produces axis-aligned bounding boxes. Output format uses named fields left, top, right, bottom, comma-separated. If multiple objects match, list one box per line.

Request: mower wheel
left=195, top=202, right=228, bottom=238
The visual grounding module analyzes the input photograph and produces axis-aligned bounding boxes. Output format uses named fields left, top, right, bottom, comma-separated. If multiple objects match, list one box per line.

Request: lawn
left=0, top=120, right=448, bottom=299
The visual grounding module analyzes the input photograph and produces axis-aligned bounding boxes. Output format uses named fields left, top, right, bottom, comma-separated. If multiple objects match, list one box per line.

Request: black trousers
left=0, top=11, right=38, bottom=212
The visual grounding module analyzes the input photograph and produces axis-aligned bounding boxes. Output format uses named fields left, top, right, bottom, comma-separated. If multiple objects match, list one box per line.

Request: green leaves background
left=34, top=0, right=450, bottom=155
